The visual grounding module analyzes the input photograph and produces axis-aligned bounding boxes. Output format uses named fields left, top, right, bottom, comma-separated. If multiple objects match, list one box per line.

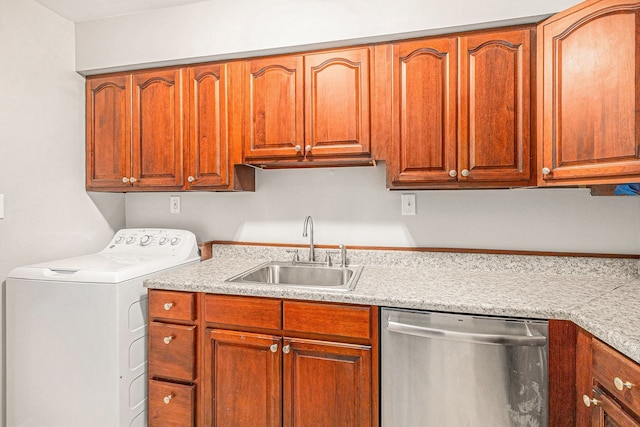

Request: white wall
left=0, top=1, right=126, bottom=425
left=126, top=166, right=640, bottom=255
left=75, top=0, right=584, bottom=74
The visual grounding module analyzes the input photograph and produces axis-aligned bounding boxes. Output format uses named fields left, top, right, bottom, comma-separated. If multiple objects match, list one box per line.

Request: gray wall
left=75, top=0, right=584, bottom=74
left=126, top=166, right=640, bottom=255
left=0, top=1, right=126, bottom=424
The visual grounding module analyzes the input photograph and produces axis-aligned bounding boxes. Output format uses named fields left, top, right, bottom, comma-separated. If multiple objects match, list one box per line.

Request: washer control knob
left=140, top=235, right=152, bottom=246
left=159, top=237, right=169, bottom=245
left=126, top=236, right=136, bottom=244
left=170, top=237, right=180, bottom=246
left=115, top=236, right=125, bottom=244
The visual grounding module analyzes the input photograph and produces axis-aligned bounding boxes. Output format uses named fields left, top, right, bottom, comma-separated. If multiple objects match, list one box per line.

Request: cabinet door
left=245, top=56, right=304, bottom=159
left=283, top=338, right=372, bottom=427
left=459, top=28, right=532, bottom=184
left=539, top=3, right=640, bottom=184
left=388, top=37, right=457, bottom=185
left=204, top=329, right=282, bottom=427
left=188, top=64, right=229, bottom=188
left=305, top=48, right=372, bottom=157
left=591, top=389, right=640, bottom=427
left=85, top=74, right=131, bottom=190
left=131, top=68, right=185, bottom=189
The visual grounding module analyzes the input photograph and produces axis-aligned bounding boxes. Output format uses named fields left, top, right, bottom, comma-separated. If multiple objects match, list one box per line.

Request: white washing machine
left=6, top=228, right=200, bottom=427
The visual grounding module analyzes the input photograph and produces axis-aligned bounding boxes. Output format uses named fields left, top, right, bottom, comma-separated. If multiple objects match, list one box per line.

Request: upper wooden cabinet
left=86, top=64, right=254, bottom=192
left=386, top=27, right=534, bottom=189
left=244, top=47, right=374, bottom=166
left=537, top=0, right=640, bottom=186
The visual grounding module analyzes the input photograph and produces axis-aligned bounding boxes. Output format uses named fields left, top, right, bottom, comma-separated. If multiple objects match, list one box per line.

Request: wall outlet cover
left=401, top=193, right=416, bottom=215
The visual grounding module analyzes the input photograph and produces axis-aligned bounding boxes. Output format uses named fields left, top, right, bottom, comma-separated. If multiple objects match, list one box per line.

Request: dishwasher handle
left=387, top=320, right=547, bottom=347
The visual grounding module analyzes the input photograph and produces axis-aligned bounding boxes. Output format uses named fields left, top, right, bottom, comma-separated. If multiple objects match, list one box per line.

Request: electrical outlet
left=401, top=193, right=416, bottom=215
left=170, top=196, right=181, bottom=214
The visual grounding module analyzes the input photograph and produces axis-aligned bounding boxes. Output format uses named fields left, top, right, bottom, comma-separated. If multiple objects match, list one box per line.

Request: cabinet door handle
left=294, top=145, right=301, bottom=152
left=122, top=177, right=130, bottom=183
left=461, top=169, right=470, bottom=177
left=187, top=176, right=195, bottom=183
left=305, top=145, right=312, bottom=153
left=582, top=394, right=599, bottom=407
left=282, top=344, right=290, bottom=354
left=541, top=167, right=551, bottom=175
left=448, top=170, right=457, bottom=177
left=614, top=377, right=634, bottom=391
left=270, top=343, right=278, bottom=353
left=163, top=335, right=174, bottom=345
left=163, top=393, right=174, bottom=404
left=130, top=177, right=137, bottom=183
left=163, top=302, right=174, bottom=311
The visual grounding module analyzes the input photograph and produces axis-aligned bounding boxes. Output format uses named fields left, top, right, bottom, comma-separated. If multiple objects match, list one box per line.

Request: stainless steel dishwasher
left=381, top=308, right=549, bottom=427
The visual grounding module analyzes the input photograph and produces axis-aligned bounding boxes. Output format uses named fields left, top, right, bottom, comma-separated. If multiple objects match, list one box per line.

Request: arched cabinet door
left=131, top=68, right=185, bottom=189
left=459, top=29, right=532, bottom=184
left=188, top=64, right=229, bottom=188
left=86, top=74, right=132, bottom=190
left=244, top=56, right=305, bottom=160
left=304, top=47, right=372, bottom=158
left=388, top=37, right=458, bottom=186
left=538, top=0, right=640, bottom=185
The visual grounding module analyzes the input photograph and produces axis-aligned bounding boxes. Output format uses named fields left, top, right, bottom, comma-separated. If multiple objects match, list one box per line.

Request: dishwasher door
left=381, top=308, right=549, bottom=427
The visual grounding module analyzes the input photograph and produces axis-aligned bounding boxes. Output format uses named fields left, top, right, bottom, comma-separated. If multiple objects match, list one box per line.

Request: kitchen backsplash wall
left=125, top=165, right=640, bottom=255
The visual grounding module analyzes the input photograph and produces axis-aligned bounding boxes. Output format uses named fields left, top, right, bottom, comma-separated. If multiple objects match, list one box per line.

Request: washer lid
left=7, top=253, right=198, bottom=283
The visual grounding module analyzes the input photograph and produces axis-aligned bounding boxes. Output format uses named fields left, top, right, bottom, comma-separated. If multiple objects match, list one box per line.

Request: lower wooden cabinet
left=577, top=328, right=640, bottom=426
left=149, top=290, right=378, bottom=427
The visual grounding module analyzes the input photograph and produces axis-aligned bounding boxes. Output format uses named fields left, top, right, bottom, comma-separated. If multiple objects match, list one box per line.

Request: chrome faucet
left=302, top=216, right=315, bottom=262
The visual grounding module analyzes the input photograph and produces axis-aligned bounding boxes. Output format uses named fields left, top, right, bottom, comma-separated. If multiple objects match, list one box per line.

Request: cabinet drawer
left=149, top=379, right=195, bottom=427
left=283, top=301, right=371, bottom=340
left=592, top=338, right=640, bottom=418
left=149, top=322, right=196, bottom=381
left=204, top=294, right=281, bottom=330
left=149, top=290, right=196, bottom=321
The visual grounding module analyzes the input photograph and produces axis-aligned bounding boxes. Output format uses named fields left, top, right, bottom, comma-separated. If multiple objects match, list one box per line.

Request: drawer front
left=149, top=379, right=195, bottom=427
left=149, top=322, right=196, bottom=381
left=149, top=290, right=196, bottom=321
left=204, top=294, right=281, bottom=330
left=283, top=301, right=371, bottom=340
left=592, top=338, right=640, bottom=418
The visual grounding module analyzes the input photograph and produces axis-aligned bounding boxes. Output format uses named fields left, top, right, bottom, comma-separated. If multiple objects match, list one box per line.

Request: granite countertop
left=145, top=244, right=640, bottom=363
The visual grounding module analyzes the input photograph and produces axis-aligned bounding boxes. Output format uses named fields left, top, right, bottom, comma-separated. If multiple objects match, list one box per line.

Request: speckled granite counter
left=145, top=244, right=640, bottom=363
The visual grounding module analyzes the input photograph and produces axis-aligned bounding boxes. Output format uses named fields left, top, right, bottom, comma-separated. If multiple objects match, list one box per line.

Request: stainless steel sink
left=225, top=261, right=363, bottom=292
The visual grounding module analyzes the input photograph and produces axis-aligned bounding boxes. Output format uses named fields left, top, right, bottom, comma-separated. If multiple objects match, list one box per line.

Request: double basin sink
left=226, top=261, right=364, bottom=292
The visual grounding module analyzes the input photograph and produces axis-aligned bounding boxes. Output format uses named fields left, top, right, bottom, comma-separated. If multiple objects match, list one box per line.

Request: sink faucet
left=302, top=216, right=315, bottom=262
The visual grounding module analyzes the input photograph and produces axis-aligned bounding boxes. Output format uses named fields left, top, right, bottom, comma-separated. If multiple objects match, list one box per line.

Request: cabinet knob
left=270, top=344, right=278, bottom=353
left=305, top=145, right=312, bottom=152
left=614, top=377, right=634, bottom=391
left=294, top=145, right=301, bottom=152
left=187, top=176, right=195, bottom=183
left=122, top=177, right=130, bottom=183
left=163, top=393, right=174, bottom=405
left=282, top=344, right=291, bottom=354
left=461, top=169, right=470, bottom=177
left=449, top=170, right=457, bottom=178
left=163, top=302, right=173, bottom=311
left=542, top=167, right=551, bottom=175
left=163, top=335, right=174, bottom=345
left=582, top=394, right=599, bottom=407
left=130, top=177, right=137, bottom=183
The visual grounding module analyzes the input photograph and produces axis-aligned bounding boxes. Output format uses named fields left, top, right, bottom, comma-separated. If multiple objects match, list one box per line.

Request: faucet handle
left=339, top=244, right=347, bottom=267
left=286, top=249, right=300, bottom=263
